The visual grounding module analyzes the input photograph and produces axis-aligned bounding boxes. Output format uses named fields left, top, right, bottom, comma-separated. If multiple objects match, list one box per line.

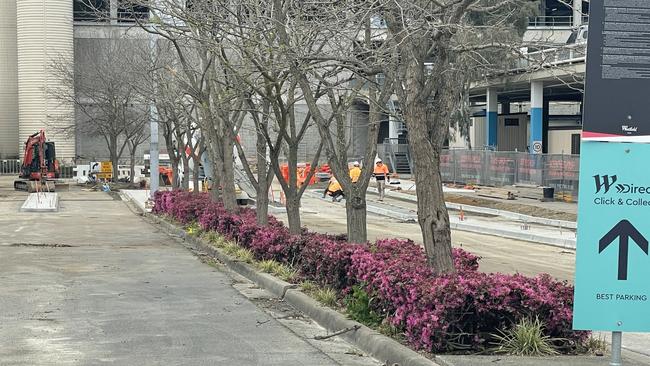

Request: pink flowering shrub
left=295, top=233, right=362, bottom=290
left=153, top=191, right=586, bottom=353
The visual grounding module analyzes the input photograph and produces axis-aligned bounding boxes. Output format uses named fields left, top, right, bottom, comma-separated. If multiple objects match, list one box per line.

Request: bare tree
left=370, top=0, right=536, bottom=272
left=50, top=38, right=149, bottom=181
left=269, top=3, right=397, bottom=242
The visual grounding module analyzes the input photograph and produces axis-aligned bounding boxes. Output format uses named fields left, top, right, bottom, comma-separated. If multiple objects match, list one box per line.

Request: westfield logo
left=594, top=175, right=617, bottom=194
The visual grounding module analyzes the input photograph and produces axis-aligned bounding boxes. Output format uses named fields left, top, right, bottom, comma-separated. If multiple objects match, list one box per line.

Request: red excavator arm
left=19, top=130, right=59, bottom=181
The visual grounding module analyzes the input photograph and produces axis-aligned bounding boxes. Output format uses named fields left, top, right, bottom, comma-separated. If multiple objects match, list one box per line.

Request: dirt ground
left=443, top=193, right=577, bottom=221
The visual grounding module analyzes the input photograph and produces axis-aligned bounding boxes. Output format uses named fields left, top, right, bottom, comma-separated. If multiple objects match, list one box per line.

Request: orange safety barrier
left=279, top=163, right=319, bottom=186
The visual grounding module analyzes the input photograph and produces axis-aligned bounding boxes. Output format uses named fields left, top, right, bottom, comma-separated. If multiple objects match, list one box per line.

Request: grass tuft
left=257, top=259, right=281, bottom=273
left=313, top=287, right=338, bottom=308
left=579, top=335, right=608, bottom=355
left=491, top=317, right=559, bottom=356
left=272, top=264, right=297, bottom=282
left=223, top=242, right=240, bottom=256
left=234, top=248, right=254, bottom=263
left=300, top=281, right=318, bottom=293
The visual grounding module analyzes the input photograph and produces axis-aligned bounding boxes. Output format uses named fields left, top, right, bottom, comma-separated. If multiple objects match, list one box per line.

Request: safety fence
left=1, top=160, right=75, bottom=179
left=440, top=149, right=580, bottom=200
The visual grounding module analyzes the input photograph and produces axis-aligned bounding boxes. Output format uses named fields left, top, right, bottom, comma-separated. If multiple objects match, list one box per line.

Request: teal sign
left=574, top=142, right=650, bottom=331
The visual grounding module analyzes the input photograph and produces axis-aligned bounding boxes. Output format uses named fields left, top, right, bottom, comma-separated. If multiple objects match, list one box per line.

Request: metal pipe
left=610, top=331, right=622, bottom=366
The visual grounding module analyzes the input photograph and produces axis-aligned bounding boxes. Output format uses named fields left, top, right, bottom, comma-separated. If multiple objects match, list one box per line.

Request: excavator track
left=14, top=180, right=29, bottom=192
left=14, top=180, right=56, bottom=193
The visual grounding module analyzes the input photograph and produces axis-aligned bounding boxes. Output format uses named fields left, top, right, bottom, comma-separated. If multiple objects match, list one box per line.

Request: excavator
left=14, top=130, right=60, bottom=192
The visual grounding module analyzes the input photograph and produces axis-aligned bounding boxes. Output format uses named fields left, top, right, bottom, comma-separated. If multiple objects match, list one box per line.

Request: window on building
left=571, top=133, right=581, bottom=155
left=74, top=0, right=108, bottom=22
left=117, top=4, right=149, bottom=22
left=504, top=118, right=519, bottom=127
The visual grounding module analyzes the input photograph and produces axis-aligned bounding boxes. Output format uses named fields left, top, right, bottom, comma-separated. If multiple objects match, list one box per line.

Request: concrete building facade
left=0, top=1, right=19, bottom=159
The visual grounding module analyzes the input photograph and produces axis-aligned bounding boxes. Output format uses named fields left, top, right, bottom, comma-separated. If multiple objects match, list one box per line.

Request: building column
left=542, top=97, right=550, bottom=154
left=388, top=114, right=400, bottom=141
left=110, top=0, right=118, bottom=25
left=572, top=0, right=583, bottom=27
left=486, top=88, right=498, bottom=149
left=501, top=100, right=510, bottom=115
left=530, top=81, right=544, bottom=154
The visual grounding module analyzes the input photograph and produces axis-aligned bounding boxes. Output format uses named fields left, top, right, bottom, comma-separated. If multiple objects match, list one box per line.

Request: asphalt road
left=0, top=180, right=379, bottom=366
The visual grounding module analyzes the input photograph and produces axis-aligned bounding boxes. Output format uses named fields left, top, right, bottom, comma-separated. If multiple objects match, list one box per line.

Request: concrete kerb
left=450, top=221, right=576, bottom=250
left=303, top=190, right=577, bottom=250
left=380, top=189, right=577, bottom=229
left=141, top=211, right=440, bottom=366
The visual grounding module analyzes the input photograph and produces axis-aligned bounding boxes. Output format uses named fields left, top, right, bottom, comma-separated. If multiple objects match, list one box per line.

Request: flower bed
left=154, top=190, right=587, bottom=353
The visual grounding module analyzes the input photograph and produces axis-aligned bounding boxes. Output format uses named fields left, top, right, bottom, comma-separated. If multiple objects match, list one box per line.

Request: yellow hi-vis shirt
left=349, top=167, right=361, bottom=183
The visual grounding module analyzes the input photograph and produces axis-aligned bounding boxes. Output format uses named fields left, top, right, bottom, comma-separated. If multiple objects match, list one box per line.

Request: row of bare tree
left=69, top=0, right=536, bottom=273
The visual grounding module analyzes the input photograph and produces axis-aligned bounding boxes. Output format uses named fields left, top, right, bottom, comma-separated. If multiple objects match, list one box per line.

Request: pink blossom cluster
left=153, top=191, right=587, bottom=353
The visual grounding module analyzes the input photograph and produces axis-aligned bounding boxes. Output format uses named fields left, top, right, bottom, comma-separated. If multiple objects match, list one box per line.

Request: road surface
left=0, top=179, right=379, bottom=366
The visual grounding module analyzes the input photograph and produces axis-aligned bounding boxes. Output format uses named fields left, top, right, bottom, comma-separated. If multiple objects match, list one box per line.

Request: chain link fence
left=440, top=149, right=580, bottom=200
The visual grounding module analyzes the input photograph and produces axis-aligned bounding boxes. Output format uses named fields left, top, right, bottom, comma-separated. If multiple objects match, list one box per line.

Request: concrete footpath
left=0, top=181, right=380, bottom=365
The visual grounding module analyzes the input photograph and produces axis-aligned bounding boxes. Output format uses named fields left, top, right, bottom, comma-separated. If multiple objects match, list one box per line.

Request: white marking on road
left=15, top=226, right=24, bottom=233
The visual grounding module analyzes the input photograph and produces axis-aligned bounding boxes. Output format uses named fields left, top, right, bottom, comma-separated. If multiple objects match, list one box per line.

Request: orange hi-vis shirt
left=349, top=167, right=361, bottom=183
left=373, top=164, right=389, bottom=179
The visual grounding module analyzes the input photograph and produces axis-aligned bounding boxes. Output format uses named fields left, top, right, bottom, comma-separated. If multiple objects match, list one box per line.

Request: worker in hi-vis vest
left=373, top=159, right=390, bottom=201
left=349, top=161, right=361, bottom=183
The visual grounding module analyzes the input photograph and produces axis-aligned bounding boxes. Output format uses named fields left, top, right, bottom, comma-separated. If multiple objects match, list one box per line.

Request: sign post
left=573, top=2, right=650, bottom=365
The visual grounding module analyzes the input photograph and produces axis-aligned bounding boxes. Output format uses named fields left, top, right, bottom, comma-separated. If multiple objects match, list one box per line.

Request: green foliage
left=345, top=285, right=383, bottom=327
left=491, top=317, right=560, bottom=356
left=313, top=287, right=338, bottom=308
left=377, top=321, right=401, bottom=338
left=578, top=335, right=608, bottom=355
left=204, top=231, right=226, bottom=247
left=257, top=260, right=296, bottom=282
left=185, top=222, right=201, bottom=236
left=223, top=242, right=240, bottom=256
left=234, top=248, right=254, bottom=263
left=272, top=264, right=297, bottom=282
left=258, top=259, right=281, bottom=273
left=300, top=281, right=318, bottom=293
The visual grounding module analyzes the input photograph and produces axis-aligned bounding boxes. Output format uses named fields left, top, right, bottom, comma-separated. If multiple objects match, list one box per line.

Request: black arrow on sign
left=599, top=220, right=648, bottom=281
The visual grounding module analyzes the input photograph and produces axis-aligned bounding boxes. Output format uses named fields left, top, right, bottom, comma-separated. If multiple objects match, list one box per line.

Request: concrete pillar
left=501, top=101, right=510, bottom=115
left=110, top=0, right=118, bottom=25
left=530, top=81, right=544, bottom=154
left=542, top=98, right=550, bottom=154
left=388, top=114, right=400, bottom=141
left=573, top=0, right=583, bottom=27
left=486, top=88, right=498, bottom=149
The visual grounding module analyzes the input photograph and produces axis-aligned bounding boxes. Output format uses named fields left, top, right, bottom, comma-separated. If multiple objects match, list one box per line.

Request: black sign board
left=582, top=1, right=650, bottom=142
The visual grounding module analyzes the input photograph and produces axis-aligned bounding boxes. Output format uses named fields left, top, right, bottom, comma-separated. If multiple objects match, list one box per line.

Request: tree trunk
left=405, top=101, right=455, bottom=274
left=220, top=135, right=237, bottom=211
left=256, top=133, right=269, bottom=225
left=170, top=156, right=180, bottom=189
left=285, top=192, right=301, bottom=234
left=192, top=155, right=201, bottom=195
left=129, top=151, right=136, bottom=184
left=181, top=155, right=190, bottom=190
left=345, top=190, right=367, bottom=243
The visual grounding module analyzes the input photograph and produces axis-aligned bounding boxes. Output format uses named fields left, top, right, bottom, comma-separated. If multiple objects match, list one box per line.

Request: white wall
left=548, top=129, right=581, bottom=155
left=0, top=0, right=18, bottom=159
left=17, top=0, right=75, bottom=161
